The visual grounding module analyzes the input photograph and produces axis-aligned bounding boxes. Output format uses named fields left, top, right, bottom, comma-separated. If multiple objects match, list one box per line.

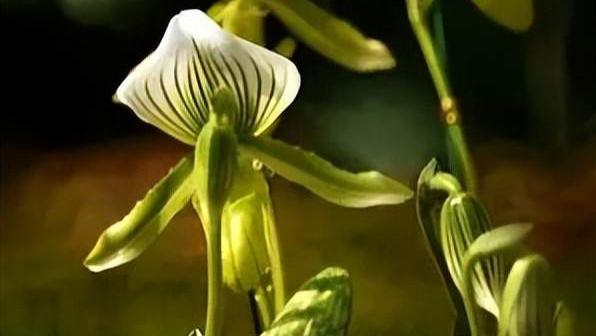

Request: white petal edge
left=115, top=10, right=301, bottom=144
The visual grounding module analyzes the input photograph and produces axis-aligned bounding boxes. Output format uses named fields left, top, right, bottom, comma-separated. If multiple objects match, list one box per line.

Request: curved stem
left=406, top=0, right=477, bottom=193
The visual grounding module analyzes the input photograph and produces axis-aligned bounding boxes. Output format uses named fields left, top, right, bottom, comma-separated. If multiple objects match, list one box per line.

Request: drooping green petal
left=84, top=155, right=194, bottom=272
left=115, top=9, right=300, bottom=144
left=498, top=254, right=556, bottom=336
left=464, top=223, right=533, bottom=263
left=262, top=267, right=352, bottom=336
left=470, top=0, right=534, bottom=32
left=259, top=0, right=396, bottom=72
left=440, top=192, right=505, bottom=317
left=239, top=136, right=413, bottom=207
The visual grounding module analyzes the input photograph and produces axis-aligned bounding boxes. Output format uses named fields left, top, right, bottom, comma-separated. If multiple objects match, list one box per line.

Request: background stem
left=406, top=0, right=477, bottom=193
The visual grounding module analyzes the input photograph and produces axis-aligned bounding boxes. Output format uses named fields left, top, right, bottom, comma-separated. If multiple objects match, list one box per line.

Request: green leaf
left=440, top=192, right=504, bottom=317
left=259, top=0, right=396, bottom=72
left=415, top=159, right=470, bottom=335
left=84, top=155, right=194, bottom=272
left=464, top=223, right=533, bottom=263
left=262, top=267, right=352, bottom=336
left=498, top=254, right=556, bottom=336
left=470, top=0, right=534, bottom=32
left=239, top=136, right=413, bottom=208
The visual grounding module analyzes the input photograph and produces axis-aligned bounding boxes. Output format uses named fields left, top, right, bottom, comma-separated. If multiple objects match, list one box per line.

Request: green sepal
left=258, top=0, right=396, bottom=72
left=239, top=135, right=413, bottom=208
left=207, top=0, right=232, bottom=23
left=222, top=0, right=267, bottom=45
left=415, top=159, right=470, bottom=335
left=262, top=267, right=352, bottom=336
left=470, top=0, right=534, bottom=32
left=498, top=254, right=556, bottom=336
left=441, top=192, right=504, bottom=318
left=84, top=155, right=194, bottom=272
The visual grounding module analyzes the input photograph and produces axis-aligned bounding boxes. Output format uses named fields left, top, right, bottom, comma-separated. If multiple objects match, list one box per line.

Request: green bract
left=262, top=267, right=352, bottom=336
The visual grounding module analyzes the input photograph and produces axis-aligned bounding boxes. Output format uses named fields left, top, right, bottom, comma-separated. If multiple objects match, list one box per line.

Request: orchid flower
left=84, top=9, right=411, bottom=336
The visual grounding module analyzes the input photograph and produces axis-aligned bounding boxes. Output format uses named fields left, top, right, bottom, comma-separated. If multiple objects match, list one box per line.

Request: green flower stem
left=205, top=216, right=224, bottom=336
left=406, top=0, right=477, bottom=192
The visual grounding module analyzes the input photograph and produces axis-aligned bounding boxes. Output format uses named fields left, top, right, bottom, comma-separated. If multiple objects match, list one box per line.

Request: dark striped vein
left=256, top=62, right=277, bottom=131
left=247, top=55, right=262, bottom=133
left=190, top=54, right=210, bottom=124
left=159, top=68, right=196, bottom=134
left=231, top=55, right=251, bottom=133
left=144, top=80, right=191, bottom=139
left=174, top=50, right=200, bottom=128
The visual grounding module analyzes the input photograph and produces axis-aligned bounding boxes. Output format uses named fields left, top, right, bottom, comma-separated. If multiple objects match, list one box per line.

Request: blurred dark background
left=1, top=0, right=595, bottom=335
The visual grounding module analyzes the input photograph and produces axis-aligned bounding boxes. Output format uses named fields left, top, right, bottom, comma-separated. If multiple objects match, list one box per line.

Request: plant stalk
left=205, top=217, right=224, bottom=336
left=406, top=0, right=477, bottom=193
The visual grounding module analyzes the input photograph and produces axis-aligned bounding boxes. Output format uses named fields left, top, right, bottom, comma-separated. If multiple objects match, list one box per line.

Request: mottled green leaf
left=471, top=0, right=534, bottom=32
left=440, top=192, right=504, bottom=317
left=259, top=0, right=396, bottom=72
left=499, top=254, right=556, bottom=336
left=239, top=136, right=413, bottom=208
left=84, top=155, right=194, bottom=272
left=262, top=267, right=352, bottom=336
